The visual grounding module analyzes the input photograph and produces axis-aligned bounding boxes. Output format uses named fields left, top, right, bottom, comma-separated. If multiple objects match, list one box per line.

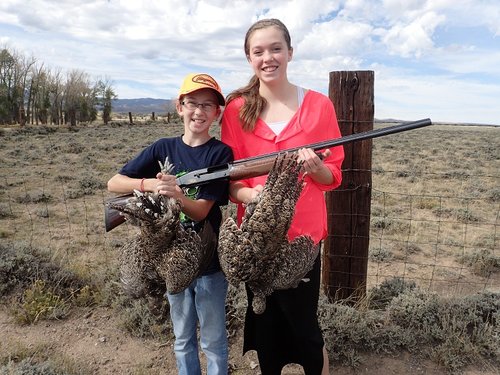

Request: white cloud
left=0, top=0, right=499, bottom=125
left=296, top=19, right=373, bottom=58
left=375, top=66, right=500, bottom=124
left=431, top=48, right=500, bottom=77
left=381, top=11, right=445, bottom=58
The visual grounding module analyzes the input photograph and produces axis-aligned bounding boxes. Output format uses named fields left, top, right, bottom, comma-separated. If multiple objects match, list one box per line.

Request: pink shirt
left=221, top=90, right=344, bottom=244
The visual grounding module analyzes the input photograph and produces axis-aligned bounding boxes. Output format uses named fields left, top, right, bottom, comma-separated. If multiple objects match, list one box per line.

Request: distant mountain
left=112, top=98, right=175, bottom=114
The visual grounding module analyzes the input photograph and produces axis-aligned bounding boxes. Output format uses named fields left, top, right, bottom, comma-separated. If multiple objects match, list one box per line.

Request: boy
left=107, top=73, right=233, bottom=375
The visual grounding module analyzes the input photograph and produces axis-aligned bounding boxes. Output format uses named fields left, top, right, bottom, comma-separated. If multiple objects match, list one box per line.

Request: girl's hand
left=249, top=184, right=263, bottom=200
left=297, top=148, right=333, bottom=184
left=242, top=184, right=263, bottom=206
left=297, top=148, right=329, bottom=174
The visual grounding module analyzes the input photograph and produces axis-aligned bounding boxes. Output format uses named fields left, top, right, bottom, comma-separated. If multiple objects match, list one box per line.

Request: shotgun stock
left=104, top=194, right=133, bottom=232
left=104, top=118, right=432, bottom=232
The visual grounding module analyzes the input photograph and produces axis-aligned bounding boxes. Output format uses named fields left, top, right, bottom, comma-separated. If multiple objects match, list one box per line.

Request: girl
left=221, top=19, right=344, bottom=375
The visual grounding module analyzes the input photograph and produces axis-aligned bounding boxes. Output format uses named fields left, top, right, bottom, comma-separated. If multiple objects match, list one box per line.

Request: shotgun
left=105, top=118, right=432, bottom=232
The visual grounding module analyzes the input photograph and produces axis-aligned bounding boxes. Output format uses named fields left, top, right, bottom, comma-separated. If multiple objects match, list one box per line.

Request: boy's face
left=177, top=88, right=221, bottom=137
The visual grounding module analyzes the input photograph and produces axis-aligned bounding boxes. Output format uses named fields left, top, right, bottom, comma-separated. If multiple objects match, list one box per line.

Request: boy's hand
left=156, top=172, right=183, bottom=199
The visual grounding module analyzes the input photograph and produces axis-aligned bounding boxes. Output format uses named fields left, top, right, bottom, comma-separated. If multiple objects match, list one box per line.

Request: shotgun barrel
left=175, top=118, right=432, bottom=188
left=104, top=118, right=432, bottom=232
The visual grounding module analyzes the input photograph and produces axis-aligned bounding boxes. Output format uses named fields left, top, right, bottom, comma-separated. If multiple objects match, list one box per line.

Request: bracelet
left=140, top=178, right=145, bottom=192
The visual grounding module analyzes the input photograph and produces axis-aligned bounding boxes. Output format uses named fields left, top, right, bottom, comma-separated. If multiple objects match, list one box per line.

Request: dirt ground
left=1, top=306, right=497, bottom=375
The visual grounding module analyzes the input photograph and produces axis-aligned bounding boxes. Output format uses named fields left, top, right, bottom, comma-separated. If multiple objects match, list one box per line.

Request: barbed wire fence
left=323, top=161, right=499, bottom=298
left=368, top=184, right=498, bottom=294
left=2, top=158, right=498, bottom=298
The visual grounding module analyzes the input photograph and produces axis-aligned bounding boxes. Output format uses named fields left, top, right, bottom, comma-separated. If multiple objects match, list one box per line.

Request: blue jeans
left=166, top=271, right=228, bottom=375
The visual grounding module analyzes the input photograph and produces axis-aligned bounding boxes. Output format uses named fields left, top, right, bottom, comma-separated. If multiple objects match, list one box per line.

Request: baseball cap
left=178, top=73, right=225, bottom=106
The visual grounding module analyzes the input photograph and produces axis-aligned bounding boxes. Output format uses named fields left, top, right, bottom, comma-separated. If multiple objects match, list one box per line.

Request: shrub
left=372, top=217, right=392, bottom=229
left=55, top=175, right=75, bottom=183
left=0, top=341, right=91, bottom=375
left=65, top=175, right=106, bottom=198
left=387, top=290, right=500, bottom=371
left=0, top=358, right=63, bottom=375
left=387, top=289, right=442, bottom=330
left=226, top=283, right=247, bottom=338
left=399, top=243, right=422, bottom=255
left=73, top=285, right=98, bottom=307
left=15, top=191, right=52, bottom=204
left=486, top=187, right=500, bottom=202
left=432, top=207, right=453, bottom=218
left=117, top=297, right=171, bottom=340
left=0, top=203, right=14, bottom=218
left=35, top=207, right=49, bottom=218
left=455, top=208, right=480, bottom=223
left=368, top=277, right=416, bottom=309
left=0, top=241, right=88, bottom=298
left=0, top=241, right=98, bottom=324
left=319, top=300, right=377, bottom=366
left=319, top=286, right=499, bottom=372
left=458, top=249, right=500, bottom=276
left=78, top=175, right=106, bottom=191
left=14, top=280, right=69, bottom=324
left=369, top=247, right=393, bottom=263
left=63, top=141, right=85, bottom=154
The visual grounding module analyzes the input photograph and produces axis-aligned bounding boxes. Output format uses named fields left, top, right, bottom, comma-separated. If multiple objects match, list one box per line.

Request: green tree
left=97, top=78, right=117, bottom=125
left=102, top=87, right=117, bottom=125
left=0, top=48, right=17, bottom=124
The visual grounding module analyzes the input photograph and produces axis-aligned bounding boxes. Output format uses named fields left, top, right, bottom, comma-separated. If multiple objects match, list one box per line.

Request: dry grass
left=368, top=124, right=499, bottom=296
left=0, top=120, right=498, bottom=373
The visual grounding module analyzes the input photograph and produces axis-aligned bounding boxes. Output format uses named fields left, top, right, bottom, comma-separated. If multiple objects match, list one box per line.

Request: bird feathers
left=218, top=153, right=318, bottom=314
left=109, top=153, right=319, bottom=314
left=107, top=157, right=214, bottom=299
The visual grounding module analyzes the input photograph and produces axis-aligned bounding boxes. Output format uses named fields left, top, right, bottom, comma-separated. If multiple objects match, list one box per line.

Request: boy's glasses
left=181, top=101, right=217, bottom=112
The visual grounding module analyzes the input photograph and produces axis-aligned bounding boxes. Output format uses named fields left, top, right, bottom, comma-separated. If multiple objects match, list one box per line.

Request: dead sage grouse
left=106, top=157, right=216, bottom=300
left=218, top=153, right=319, bottom=314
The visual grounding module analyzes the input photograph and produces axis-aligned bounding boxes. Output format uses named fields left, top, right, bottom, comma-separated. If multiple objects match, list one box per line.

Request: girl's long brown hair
left=226, top=19, right=292, bottom=132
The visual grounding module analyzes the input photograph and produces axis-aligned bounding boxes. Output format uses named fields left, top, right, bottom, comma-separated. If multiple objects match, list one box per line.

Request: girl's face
left=177, top=88, right=221, bottom=136
left=246, top=26, right=293, bottom=84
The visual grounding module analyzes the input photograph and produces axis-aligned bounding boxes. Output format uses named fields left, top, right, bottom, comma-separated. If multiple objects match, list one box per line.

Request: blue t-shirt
left=119, top=135, right=234, bottom=274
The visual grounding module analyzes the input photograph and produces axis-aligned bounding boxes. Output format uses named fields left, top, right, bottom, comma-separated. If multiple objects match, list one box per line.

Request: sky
left=1, top=0, right=499, bottom=125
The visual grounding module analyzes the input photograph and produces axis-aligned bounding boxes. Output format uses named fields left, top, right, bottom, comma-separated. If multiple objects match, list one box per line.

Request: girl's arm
left=297, top=148, right=334, bottom=185
left=229, top=181, right=263, bottom=205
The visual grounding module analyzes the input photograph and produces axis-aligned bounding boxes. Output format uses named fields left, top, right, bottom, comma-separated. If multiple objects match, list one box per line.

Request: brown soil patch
left=1, top=306, right=497, bottom=374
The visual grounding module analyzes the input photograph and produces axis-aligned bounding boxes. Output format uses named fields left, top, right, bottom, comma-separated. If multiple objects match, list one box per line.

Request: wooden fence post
left=322, top=70, right=374, bottom=301
left=128, top=112, right=133, bottom=125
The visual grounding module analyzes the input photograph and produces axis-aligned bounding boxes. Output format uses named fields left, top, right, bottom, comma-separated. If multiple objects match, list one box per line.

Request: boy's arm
left=156, top=172, right=215, bottom=222
left=179, top=197, right=215, bottom=222
left=107, top=173, right=157, bottom=194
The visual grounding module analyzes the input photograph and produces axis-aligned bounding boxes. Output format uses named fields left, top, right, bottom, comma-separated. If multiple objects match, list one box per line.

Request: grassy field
left=0, top=119, right=498, bottom=374
left=367, top=123, right=499, bottom=295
